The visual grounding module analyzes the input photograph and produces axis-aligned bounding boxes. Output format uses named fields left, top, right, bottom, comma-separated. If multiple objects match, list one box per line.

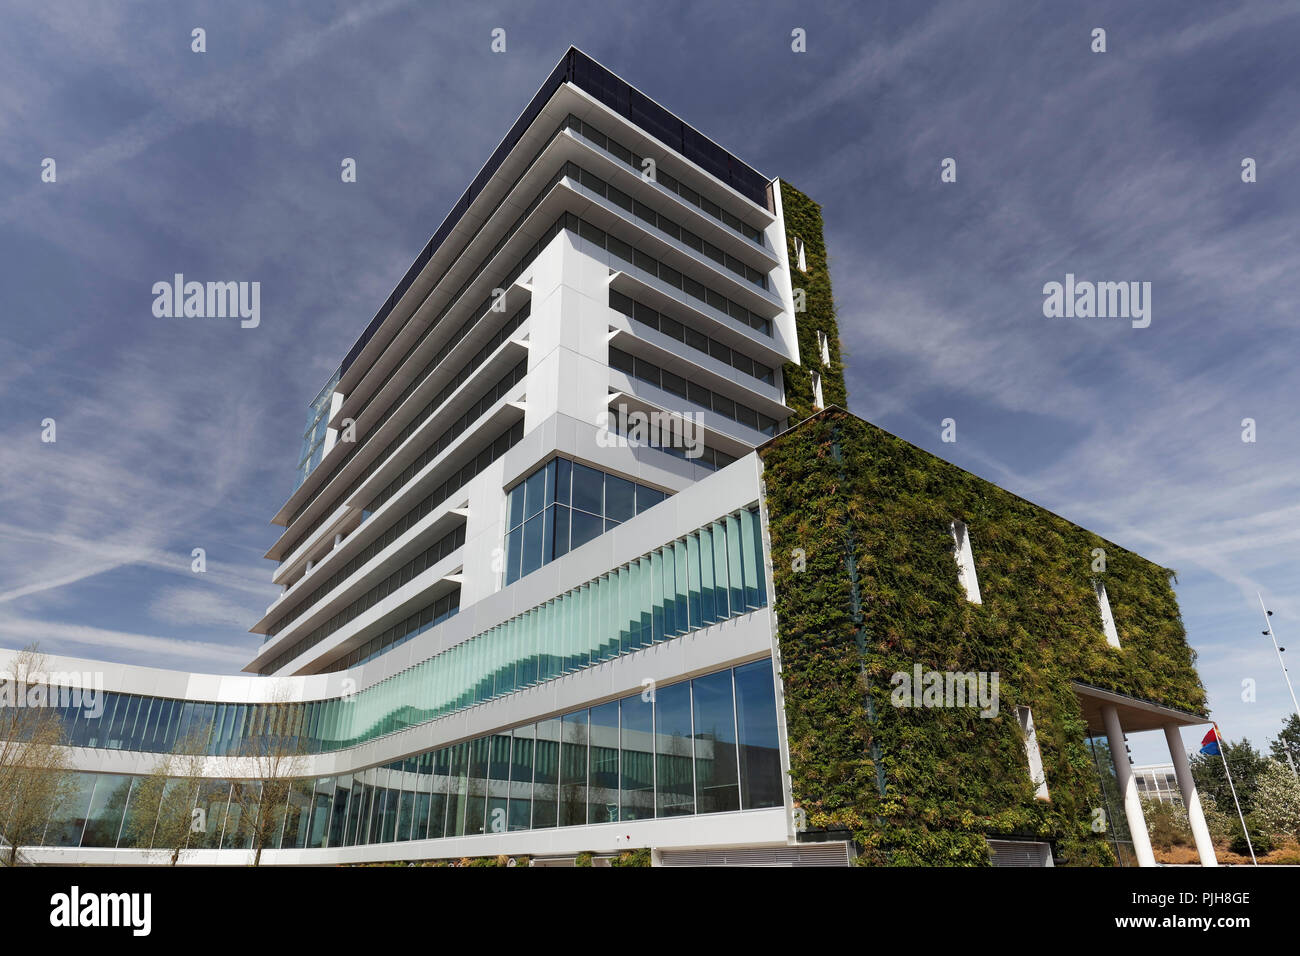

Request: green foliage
left=366, top=853, right=532, bottom=867
left=1140, top=797, right=1191, bottom=851
left=779, top=183, right=847, bottom=420
left=759, top=410, right=1206, bottom=866
left=1191, top=737, right=1267, bottom=816
left=1229, top=819, right=1273, bottom=857
left=575, top=851, right=594, bottom=867
left=1253, top=759, right=1300, bottom=839
left=1269, top=713, right=1300, bottom=769
left=1199, top=795, right=1236, bottom=840
left=610, top=847, right=652, bottom=867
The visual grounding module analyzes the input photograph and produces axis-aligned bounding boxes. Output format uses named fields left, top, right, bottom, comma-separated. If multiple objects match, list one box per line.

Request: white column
left=1101, top=703, right=1156, bottom=867
left=1165, top=724, right=1218, bottom=866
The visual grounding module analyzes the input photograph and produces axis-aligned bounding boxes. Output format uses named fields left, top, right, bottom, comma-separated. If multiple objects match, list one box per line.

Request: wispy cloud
left=1, top=0, right=1297, bottom=760
left=0, top=615, right=252, bottom=670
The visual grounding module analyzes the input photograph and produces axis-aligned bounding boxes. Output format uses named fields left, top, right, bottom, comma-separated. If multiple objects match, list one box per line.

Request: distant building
left=1133, top=763, right=1182, bottom=805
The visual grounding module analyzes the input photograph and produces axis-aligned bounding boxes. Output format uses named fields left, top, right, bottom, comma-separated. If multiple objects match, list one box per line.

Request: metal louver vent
left=986, top=839, right=1054, bottom=867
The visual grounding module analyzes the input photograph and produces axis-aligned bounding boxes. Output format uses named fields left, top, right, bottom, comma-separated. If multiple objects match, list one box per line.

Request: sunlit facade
left=4, top=48, right=848, bottom=866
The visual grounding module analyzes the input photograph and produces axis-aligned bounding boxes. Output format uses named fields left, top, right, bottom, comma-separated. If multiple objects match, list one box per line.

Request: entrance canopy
left=1071, top=681, right=1207, bottom=735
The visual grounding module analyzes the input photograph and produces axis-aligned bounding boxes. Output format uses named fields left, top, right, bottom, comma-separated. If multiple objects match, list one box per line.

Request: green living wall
left=759, top=410, right=1206, bottom=865
left=779, top=182, right=847, bottom=420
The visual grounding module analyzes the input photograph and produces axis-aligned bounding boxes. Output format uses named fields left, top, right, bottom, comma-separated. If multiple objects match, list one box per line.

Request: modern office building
left=1132, top=764, right=1182, bottom=805
left=1, top=48, right=1217, bottom=867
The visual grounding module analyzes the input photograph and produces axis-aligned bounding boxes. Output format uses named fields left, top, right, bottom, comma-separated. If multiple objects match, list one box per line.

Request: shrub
left=1229, top=819, right=1273, bottom=857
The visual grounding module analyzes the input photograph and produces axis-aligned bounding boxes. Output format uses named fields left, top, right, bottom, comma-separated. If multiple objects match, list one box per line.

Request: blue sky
left=2, top=0, right=1298, bottom=764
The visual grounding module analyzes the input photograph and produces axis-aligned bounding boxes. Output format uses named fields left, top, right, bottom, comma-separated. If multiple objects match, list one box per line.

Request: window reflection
left=38, top=661, right=784, bottom=854
left=504, top=456, right=669, bottom=586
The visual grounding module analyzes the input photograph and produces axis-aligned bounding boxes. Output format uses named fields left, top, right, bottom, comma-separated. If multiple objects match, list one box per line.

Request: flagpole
left=1258, top=593, right=1300, bottom=776
left=1214, top=723, right=1257, bottom=866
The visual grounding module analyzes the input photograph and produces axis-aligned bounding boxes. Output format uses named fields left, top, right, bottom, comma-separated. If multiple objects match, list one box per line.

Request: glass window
left=81, top=775, right=132, bottom=848
left=508, top=726, right=534, bottom=832
left=486, top=796, right=509, bottom=835
left=521, top=512, right=545, bottom=577
left=692, top=671, right=740, bottom=813
left=610, top=346, right=635, bottom=375
left=636, top=485, right=665, bottom=513
left=551, top=505, right=570, bottom=560
left=655, top=682, right=694, bottom=817
left=43, top=772, right=96, bottom=847
left=504, top=526, right=523, bottom=585
left=306, top=777, right=333, bottom=849
left=507, top=482, right=526, bottom=529
left=396, top=788, right=415, bottom=842
left=589, top=702, right=620, bottom=825
left=413, top=785, right=432, bottom=842
left=621, top=693, right=655, bottom=821
left=607, top=235, right=634, bottom=266
left=282, top=778, right=314, bottom=849
left=524, top=466, right=547, bottom=520
left=464, top=737, right=491, bottom=836
left=734, top=660, right=783, bottom=809
left=605, top=475, right=635, bottom=523
left=446, top=742, right=470, bottom=837
left=554, top=457, right=571, bottom=505
left=570, top=508, right=603, bottom=551
left=223, top=781, right=259, bottom=850
left=338, top=775, right=360, bottom=846
left=633, top=299, right=658, bottom=329
left=487, top=733, right=512, bottom=781
left=633, top=356, right=660, bottom=388
left=559, top=711, right=589, bottom=827
left=194, top=779, right=231, bottom=849
left=533, top=719, right=560, bottom=829
left=571, top=462, right=603, bottom=514
left=381, top=784, right=400, bottom=843
left=428, top=749, right=450, bottom=840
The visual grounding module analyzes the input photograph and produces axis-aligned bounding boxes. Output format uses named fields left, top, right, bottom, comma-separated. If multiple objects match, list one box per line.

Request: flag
left=1200, top=727, right=1220, bottom=756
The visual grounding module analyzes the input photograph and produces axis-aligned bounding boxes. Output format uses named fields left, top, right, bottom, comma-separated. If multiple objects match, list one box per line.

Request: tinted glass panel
left=692, top=671, right=739, bottom=813
left=621, top=693, right=655, bottom=821
left=655, top=682, right=694, bottom=817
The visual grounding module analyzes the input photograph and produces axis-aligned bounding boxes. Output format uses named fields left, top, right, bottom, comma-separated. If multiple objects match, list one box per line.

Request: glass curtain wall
left=28, top=660, right=783, bottom=854
left=28, top=507, right=768, bottom=759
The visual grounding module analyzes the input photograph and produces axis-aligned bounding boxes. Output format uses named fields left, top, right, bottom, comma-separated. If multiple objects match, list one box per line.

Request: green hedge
left=760, top=410, right=1206, bottom=865
left=780, top=182, right=848, bottom=420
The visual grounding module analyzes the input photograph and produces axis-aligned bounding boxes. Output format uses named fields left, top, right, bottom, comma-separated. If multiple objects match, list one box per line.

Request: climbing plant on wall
left=760, top=410, right=1206, bottom=865
left=780, top=182, right=847, bottom=421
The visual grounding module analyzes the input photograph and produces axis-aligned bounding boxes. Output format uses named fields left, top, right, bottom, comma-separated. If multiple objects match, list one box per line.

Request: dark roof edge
left=336, top=46, right=771, bottom=379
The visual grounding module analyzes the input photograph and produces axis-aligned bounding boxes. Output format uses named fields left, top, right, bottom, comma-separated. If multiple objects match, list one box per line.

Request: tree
left=1140, top=796, right=1190, bottom=851
left=226, top=686, right=308, bottom=866
left=1199, top=795, right=1236, bottom=840
left=1268, top=714, right=1300, bottom=772
left=122, top=725, right=212, bottom=865
left=0, top=645, right=74, bottom=866
left=1253, top=758, right=1300, bottom=841
left=1190, top=736, right=1268, bottom=816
